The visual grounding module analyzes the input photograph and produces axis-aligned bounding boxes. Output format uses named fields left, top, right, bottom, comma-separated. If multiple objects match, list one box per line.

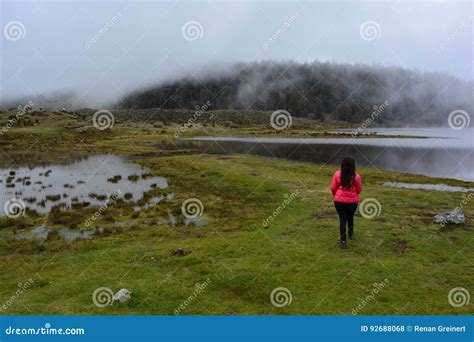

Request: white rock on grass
left=113, top=289, right=132, bottom=303
left=434, top=210, right=465, bottom=225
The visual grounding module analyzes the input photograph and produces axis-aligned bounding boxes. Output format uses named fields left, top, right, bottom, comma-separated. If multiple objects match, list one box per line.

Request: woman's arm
left=355, top=174, right=362, bottom=194
left=330, top=172, right=340, bottom=195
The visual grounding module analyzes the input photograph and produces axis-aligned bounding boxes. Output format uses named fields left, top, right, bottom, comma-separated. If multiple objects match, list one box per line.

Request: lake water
left=178, top=128, right=474, bottom=181
left=0, top=154, right=168, bottom=216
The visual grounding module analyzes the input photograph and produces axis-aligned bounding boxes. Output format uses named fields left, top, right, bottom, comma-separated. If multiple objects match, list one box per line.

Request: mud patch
left=392, top=239, right=409, bottom=254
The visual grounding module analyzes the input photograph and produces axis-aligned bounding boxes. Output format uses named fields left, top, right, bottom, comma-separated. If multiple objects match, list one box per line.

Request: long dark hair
left=340, top=157, right=356, bottom=188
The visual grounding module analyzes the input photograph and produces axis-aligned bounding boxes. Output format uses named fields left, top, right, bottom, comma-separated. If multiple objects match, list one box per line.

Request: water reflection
left=0, top=154, right=168, bottom=216
left=15, top=224, right=108, bottom=241
left=176, top=128, right=474, bottom=181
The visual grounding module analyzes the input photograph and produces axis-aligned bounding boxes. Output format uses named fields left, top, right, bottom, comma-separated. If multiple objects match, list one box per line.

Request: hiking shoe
left=339, top=240, right=347, bottom=249
left=349, top=232, right=354, bottom=240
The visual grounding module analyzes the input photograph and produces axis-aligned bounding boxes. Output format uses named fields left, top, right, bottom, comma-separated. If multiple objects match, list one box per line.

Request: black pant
left=334, top=202, right=358, bottom=242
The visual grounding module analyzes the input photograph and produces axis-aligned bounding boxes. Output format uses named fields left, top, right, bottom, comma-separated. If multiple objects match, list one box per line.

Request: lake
left=178, top=128, right=474, bottom=181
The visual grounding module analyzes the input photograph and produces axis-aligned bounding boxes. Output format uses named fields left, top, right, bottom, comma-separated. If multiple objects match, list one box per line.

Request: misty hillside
left=118, top=61, right=473, bottom=125
left=0, top=91, right=84, bottom=111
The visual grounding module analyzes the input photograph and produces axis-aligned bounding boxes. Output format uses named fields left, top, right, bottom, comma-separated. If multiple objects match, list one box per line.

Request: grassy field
left=0, top=109, right=472, bottom=315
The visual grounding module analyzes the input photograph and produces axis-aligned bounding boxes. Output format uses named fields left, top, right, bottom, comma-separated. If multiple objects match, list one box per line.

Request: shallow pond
left=0, top=154, right=168, bottom=216
left=383, top=182, right=474, bottom=193
left=15, top=224, right=111, bottom=242
left=14, top=212, right=207, bottom=242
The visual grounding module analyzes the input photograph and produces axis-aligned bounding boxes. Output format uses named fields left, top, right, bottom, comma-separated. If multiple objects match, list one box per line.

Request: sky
left=0, top=0, right=472, bottom=106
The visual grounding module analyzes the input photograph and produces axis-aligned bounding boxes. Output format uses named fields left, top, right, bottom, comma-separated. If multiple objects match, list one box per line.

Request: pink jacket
left=330, top=170, right=362, bottom=203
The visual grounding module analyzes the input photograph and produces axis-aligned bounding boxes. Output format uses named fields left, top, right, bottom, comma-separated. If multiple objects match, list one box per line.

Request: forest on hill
left=118, top=61, right=473, bottom=125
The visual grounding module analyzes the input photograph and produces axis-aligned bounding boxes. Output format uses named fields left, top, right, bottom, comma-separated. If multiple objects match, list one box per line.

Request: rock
left=434, top=210, right=465, bottom=225
left=113, top=288, right=132, bottom=302
left=76, top=126, right=90, bottom=133
left=153, top=121, right=164, bottom=128
left=172, top=248, right=186, bottom=256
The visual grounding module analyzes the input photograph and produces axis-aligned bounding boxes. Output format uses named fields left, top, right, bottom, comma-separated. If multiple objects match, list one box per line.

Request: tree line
left=118, top=61, right=473, bottom=125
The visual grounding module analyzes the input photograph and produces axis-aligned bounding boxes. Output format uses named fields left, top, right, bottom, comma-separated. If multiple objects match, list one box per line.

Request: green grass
left=0, top=109, right=472, bottom=315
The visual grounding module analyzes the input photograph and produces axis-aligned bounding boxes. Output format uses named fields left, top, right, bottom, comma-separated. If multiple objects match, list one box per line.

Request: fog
left=1, top=0, right=472, bottom=108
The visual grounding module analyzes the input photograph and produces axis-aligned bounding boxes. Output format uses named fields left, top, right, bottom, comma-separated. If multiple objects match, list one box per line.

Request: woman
left=330, top=157, right=362, bottom=249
